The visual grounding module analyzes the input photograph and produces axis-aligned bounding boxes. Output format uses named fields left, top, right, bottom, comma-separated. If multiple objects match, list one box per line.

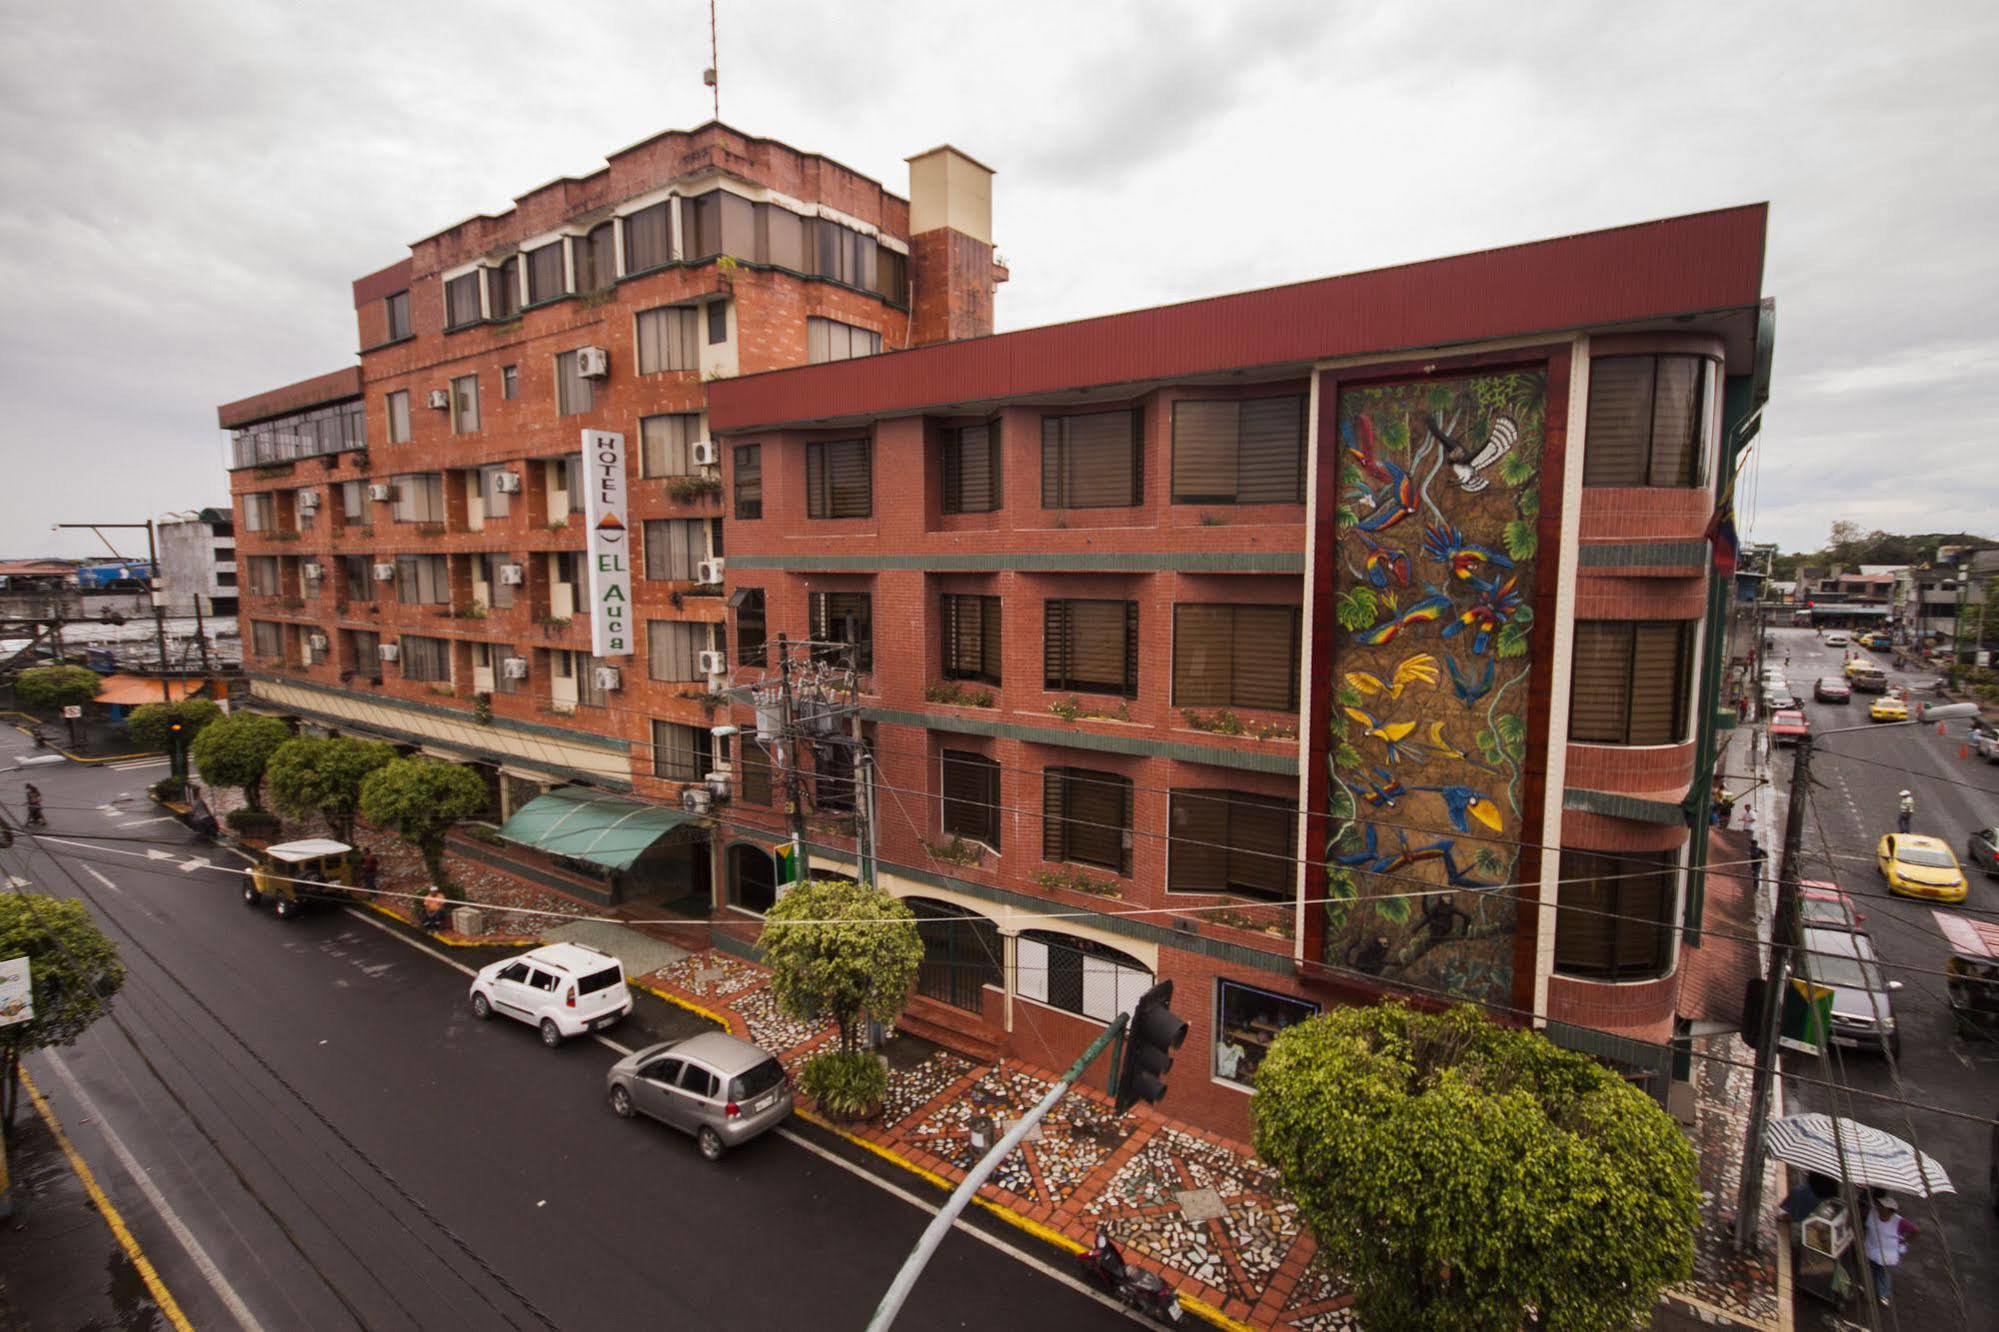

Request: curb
left=6, top=720, right=161, bottom=765
left=629, top=980, right=733, bottom=1032
left=353, top=898, right=537, bottom=950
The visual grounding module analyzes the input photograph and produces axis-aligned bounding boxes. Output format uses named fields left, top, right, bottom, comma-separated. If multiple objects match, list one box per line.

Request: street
left=1765, top=626, right=1997, bottom=1329
left=0, top=733, right=1135, bottom=1330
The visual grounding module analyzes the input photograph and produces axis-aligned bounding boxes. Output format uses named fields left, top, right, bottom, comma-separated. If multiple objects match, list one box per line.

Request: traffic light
left=1114, top=980, right=1188, bottom=1115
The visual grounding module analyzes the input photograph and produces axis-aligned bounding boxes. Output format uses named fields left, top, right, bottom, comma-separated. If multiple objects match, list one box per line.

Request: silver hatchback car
left=606, top=1031, right=792, bottom=1160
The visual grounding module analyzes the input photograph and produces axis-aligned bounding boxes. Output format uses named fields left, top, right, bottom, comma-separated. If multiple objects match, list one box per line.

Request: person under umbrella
left=1862, top=1192, right=1919, bottom=1308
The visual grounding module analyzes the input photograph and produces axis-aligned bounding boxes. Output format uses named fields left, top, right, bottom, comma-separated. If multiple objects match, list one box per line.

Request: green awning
left=496, top=787, right=699, bottom=872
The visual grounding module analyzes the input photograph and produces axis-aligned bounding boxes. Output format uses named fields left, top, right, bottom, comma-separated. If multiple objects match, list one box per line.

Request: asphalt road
left=0, top=735, right=1135, bottom=1331
left=1765, top=626, right=1996, bottom=1330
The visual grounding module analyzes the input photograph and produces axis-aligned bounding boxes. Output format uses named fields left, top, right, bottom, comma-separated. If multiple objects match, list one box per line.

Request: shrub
left=224, top=810, right=281, bottom=840
left=14, top=665, right=102, bottom=713
left=148, top=776, right=186, bottom=803
left=799, top=1050, right=887, bottom=1122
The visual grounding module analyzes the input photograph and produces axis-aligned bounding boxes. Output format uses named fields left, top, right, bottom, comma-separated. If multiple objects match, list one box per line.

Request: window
left=646, top=619, right=710, bottom=682
left=1168, top=791, right=1296, bottom=900
left=526, top=242, right=566, bottom=305
left=808, top=219, right=878, bottom=291
left=575, top=653, right=611, bottom=708
left=1553, top=848, right=1678, bottom=980
left=624, top=201, right=672, bottom=274
left=386, top=390, right=411, bottom=444
left=575, top=223, right=615, bottom=294
left=756, top=203, right=805, bottom=270
left=474, top=552, right=516, bottom=608
left=341, top=480, right=371, bottom=530
left=392, top=474, right=446, bottom=524
left=1042, top=768, right=1132, bottom=874
left=707, top=301, right=728, bottom=345
left=1015, top=931, right=1149, bottom=1022
left=488, top=257, right=520, bottom=321
left=1214, top=982, right=1318, bottom=1088
left=555, top=350, right=593, bottom=416
left=806, top=317, right=881, bottom=364
left=345, top=629, right=383, bottom=682
left=395, top=555, right=450, bottom=604
left=808, top=591, right=873, bottom=671
left=682, top=190, right=754, bottom=262
left=640, top=412, right=702, bottom=477
left=1583, top=355, right=1706, bottom=487
left=1171, top=397, right=1306, bottom=504
left=643, top=517, right=718, bottom=582
left=548, top=456, right=586, bottom=514
left=451, top=375, right=480, bottom=434
left=941, top=594, right=1002, bottom=684
left=477, top=465, right=511, bottom=519
left=1172, top=604, right=1301, bottom=710
left=652, top=720, right=714, bottom=782
left=491, top=641, right=523, bottom=693
left=1044, top=599, right=1138, bottom=697
left=739, top=742, right=772, bottom=805
left=813, top=738, right=856, bottom=813
left=551, top=550, right=585, bottom=604
left=1569, top=621, right=1694, bottom=745
left=385, top=291, right=410, bottom=341
left=733, top=587, right=766, bottom=668
left=400, top=634, right=451, bottom=683
left=729, top=844, right=778, bottom=914
left=909, top=899, right=1002, bottom=1012
left=250, top=619, right=283, bottom=659
left=733, top=444, right=762, bottom=519
left=636, top=306, right=700, bottom=375
left=941, top=751, right=1000, bottom=848
left=1042, top=409, right=1142, bottom=509
left=874, top=248, right=909, bottom=306
left=942, top=422, right=1000, bottom=514
left=246, top=556, right=280, bottom=597
left=805, top=439, right=872, bottom=519
left=444, top=272, right=482, bottom=330
left=501, top=364, right=518, bottom=399
left=240, top=492, right=275, bottom=533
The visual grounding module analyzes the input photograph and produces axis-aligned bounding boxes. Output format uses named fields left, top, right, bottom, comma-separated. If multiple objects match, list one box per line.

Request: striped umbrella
left=1765, top=1113, right=1955, bottom=1196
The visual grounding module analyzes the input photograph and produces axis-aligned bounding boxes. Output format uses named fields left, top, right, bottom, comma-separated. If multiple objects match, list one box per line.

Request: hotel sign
left=580, top=429, right=633, bottom=657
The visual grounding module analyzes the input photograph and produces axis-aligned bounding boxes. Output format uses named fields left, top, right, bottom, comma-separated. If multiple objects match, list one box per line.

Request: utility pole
left=191, top=593, right=212, bottom=674
left=847, top=626, right=872, bottom=889
left=776, top=633, right=805, bottom=889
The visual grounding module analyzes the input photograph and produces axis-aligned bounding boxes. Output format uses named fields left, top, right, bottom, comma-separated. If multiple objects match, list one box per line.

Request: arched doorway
left=904, top=897, right=1002, bottom=1012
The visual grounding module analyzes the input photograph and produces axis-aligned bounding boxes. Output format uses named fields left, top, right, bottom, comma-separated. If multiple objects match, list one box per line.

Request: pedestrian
left=1736, top=695, right=1749, bottom=722
left=360, top=852, right=380, bottom=897
left=1862, top=1192, right=1918, bottom=1308
left=1897, top=789, right=1915, bottom=834
left=418, top=885, right=450, bottom=932
left=23, top=784, right=44, bottom=828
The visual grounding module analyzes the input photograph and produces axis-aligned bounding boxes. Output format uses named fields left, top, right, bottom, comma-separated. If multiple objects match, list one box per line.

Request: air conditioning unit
left=498, top=562, right=525, bottom=586
left=372, top=562, right=397, bottom=582
left=301, top=562, right=323, bottom=581
left=493, top=471, right=522, bottom=494
left=697, top=648, right=728, bottom=677
left=576, top=346, right=610, bottom=378
left=378, top=643, right=400, bottom=662
left=690, top=440, right=720, bottom=468
left=368, top=483, right=394, bottom=502
left=296, top=489, right=320, bottom=509
left=705, top=772, right=732, bottom=802
left=427, top=389, right=450, bottom=410
left=307, top=633, right=329, bottom=651
left=695, top=557, right=725, bottom=585
left=681, top=787, right=713, bottom=814
left=592, top=665, right=623, bottom=692
left=501, top=656, right=530, bottom=680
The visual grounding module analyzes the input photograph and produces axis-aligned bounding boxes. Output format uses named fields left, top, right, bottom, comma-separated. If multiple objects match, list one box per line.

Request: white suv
left=469, top=943, right=631, bottom=1047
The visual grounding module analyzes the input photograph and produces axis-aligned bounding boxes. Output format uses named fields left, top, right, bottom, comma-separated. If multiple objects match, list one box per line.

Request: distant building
left=157, top=508, right=238, bottom=617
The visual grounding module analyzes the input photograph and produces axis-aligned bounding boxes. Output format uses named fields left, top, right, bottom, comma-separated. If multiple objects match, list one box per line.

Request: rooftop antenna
left=704, top=0, right=719, bottom=120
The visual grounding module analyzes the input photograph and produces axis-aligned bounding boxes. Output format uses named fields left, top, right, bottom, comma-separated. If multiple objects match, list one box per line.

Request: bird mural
left=1342, top=415, right=1392, bottom=487
left=1410, top=784, right=1504, bottom=834
left=1344, top=653, right=1438, bottom=700
left=1439, top=576, right=1523, bottom=656
left=1342, top=705, right=1424, bottom=764
left=1353, top=590, right=1452, bottom=647
left=1422, top=522, right=1514, bottom=594
left=1445, top=656, right=1495, bottom=706
left=1423, top=411, right=1518, bottom=493
left=1424, top=720, right=1500, bottom=772
left=1353, top=529, right=1412, bottom=589
left=1330, top=825, right=1502, bottom=890
left=1359, top=768, right=1406, bottom=810
left=1355, top=460, right=1419, bottom=534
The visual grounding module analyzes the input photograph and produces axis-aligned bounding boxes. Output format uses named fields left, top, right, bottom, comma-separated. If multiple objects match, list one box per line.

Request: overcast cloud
left=3, top=0, right=1994, bottom=558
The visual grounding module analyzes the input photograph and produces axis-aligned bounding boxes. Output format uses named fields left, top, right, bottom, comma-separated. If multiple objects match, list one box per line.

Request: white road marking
left=118, top=815, right=181, bottom=828
left=109, top=758, right=171, bottom=772
left=81, top=864, right=122, bottom=895
left=178, top=857, right=213, bottom=875
left=42, top=1049, right=267, bottom=1332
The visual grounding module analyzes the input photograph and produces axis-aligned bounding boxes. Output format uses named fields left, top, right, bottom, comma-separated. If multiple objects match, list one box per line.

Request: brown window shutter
left=1229, top=793, right=1296, bottom=899
left=1553, top=852, right=1618, bottom=975
left=1171, top=401, right=1237, bottom=502
left=1583, top=357, right=1654, bottom=486
left=1041, top=418, right=1063, bottom=508
left=1042, top=768, right=1067, bottom=862
left=981, top=596, right=1003, bottom=682
left=947, top=424, right=996, bottom=513
left=1647, top=356, right=1703, bottom=487
left=942, top=751, right=998, bottom=847
left=806, top=445, right=828, bottom=518
left=1569, top=622, right=1634, bottom=743
left=1172, top=605, right=1232, bottom=706
left=1231, top=605, right=1300, bottom=710
left=1043, top=599, right=1069, bottom=689
left=1237, top=397, right=1307, bottom=503
left=1168, top=791, right=1229, bottom=891
left=1125, top=601, right=1140, bottom=698
left=824, top=439, right=872, bottom=518
left=1627, top=622, right=1690, bottom=743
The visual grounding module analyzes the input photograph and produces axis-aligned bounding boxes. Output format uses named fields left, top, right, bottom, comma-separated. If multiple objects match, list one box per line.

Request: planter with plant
left=1049, top=695, right=1131, bottom=723
left=924, top=681, right=996, bottom=708
left=798, top=1050, right=887, bottom=1123
left=919, top=836, right=986, bottom=867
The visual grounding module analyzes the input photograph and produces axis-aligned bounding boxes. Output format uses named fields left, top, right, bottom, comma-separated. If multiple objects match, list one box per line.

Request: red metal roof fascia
left=216, top=365, right=365, bottom=430
left=708, top=204, right=1768, bottom=432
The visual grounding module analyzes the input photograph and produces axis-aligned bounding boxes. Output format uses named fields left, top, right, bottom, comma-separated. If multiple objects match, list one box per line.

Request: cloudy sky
left=4, top=1, right=1994, bottom=558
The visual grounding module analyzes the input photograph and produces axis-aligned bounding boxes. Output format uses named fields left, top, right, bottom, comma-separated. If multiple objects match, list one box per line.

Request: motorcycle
left=1077, top=1229, right=1183, bottom=1323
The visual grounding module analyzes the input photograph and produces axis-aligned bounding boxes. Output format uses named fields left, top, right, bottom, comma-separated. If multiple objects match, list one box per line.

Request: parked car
left=1869, top=695, right=1909, bottom=722
left=1770, top=709, right=1810, bottom=745
left=1764, top=685, right=1797, bottom=712
left=1814, top=677, right=1852, bottom=703
left=1799, top=880, right=1865, bottom=932
left=243, top=838, right=358, bottom=920
left=1876, top=833, right=1969, bottom=903
left=1861, top=632, right=1893, bottom=651
left=605, top=1031, right=792, bottom=1160
left=469, top=942, right=631, bottom=1047
left=1968, top=827, right=1999, bottom=878
left=1824, top=631, right=1850, bottom=647
left=1800, top=925, right=1901, bottom=1057
left=1851, top=665, right=1890, bottom=693
left=1973, top=725, right=1999, bottom=764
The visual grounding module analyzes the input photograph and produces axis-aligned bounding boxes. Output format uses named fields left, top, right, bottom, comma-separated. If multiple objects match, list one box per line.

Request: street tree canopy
left=14, top=664, right=102, bottom=712
left=266, top=736, right=397, bottom=843
left=357, top=757, right=486, bottom=881
left=189, top=712, right=293, bottom=812
left=758, top=878, right=922, bottom=1056
left=125, top=698, right=222, bottom=751
left=0, top=892, right=124, bottom=1137
left=1253, top=1002, right=1697, bottom=1332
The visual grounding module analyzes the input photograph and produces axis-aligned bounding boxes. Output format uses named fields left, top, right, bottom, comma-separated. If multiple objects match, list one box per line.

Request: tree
left=265, top=736, right=396, bottom=843
left=13, top=665, right=101, bottom=714
left=1254, top=1003, right=1697, bottom=1332
left=126, top=698, right=222, bottom=752
left=758, top=878, right=923, bottom=1056
left=357, top=757, right=487, bottom=882
left=189, top=713, right=292, bottom=812
left=0, top=893, right=124, bottom=1137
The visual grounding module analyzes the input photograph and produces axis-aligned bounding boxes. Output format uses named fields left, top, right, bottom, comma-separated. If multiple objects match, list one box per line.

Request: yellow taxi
left=1876, top=833, right=1969, bottom=902
left=1869, top=695, right=1909, bottom=722
left=1844, top=657, right=1867, bottom=678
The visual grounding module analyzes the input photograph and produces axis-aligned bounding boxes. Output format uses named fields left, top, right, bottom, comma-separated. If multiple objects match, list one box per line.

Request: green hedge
left=798, top=1051, right=886, bottom=1122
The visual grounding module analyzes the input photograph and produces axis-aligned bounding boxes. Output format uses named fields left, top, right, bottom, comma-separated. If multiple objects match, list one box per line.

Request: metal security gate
left=909, top=899, right=1001, bottom=1012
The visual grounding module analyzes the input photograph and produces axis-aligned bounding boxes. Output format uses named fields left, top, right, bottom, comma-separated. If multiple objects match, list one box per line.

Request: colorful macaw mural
left=1322, top=371, right=1545, bottom=1005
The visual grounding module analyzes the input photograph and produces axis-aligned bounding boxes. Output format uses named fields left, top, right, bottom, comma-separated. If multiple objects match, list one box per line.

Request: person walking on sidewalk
left=1863, top=1193, right=1918, bottom=1307
left=418, top=885, right=450, bottom=932
left=23, top=784, right=44, bottom=828
left=1897, top=789, right=1915, bottom=834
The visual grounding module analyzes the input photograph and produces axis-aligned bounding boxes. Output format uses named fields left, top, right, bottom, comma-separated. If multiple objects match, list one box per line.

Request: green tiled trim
left=1561, top=787, right=1686, bottom=826
left=1577, top=541, right=1708, bottom=569
left=723, top=551, right=1305, bottom=574
left=859, top=707, right=1299, bottom=775
left=248, top=671, right=630, bottom=751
